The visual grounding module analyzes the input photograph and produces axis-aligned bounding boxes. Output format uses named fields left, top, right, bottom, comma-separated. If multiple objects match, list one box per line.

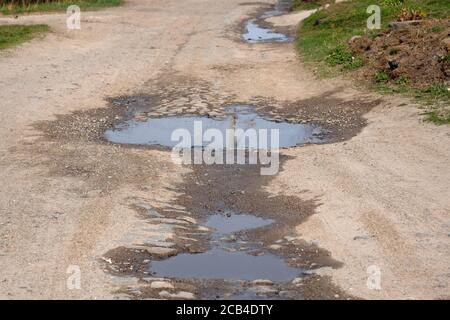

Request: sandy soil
left=0, top=0, right=449, bottom=299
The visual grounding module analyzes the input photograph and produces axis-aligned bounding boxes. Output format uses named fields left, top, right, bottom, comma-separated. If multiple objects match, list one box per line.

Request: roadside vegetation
left=293, top=0, right=329, bottom=10
left=295, top=0, right=450, bottom=124
left=0, top=0, right=121, bottom=15
left=0, top=24, right=49, bottom=49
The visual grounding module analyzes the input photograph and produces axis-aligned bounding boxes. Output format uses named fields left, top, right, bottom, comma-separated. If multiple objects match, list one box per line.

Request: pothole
left=104, top=105, right=327, bottom=148
left=29, top=77, right=378, bottom=299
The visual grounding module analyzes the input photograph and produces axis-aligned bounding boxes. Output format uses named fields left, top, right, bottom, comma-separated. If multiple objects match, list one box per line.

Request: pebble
left=252, top=279, right=273, bottom=286
left=159, top=291, right=195, bottom=300
left=144, top=247, right=177, bottom=256
left=255, top=286, right=278, bottom=295
left=150, top=281, right=174, bottom=289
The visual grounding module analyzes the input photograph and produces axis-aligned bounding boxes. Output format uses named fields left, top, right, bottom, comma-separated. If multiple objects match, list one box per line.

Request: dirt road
left=0, top=0, right=449, bottom=299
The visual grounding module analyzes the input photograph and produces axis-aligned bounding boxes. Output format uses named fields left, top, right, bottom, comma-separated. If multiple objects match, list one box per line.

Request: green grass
left=425, top=111, right=450, bottom=125
left=374, top=70, right=389, bottom=83
left=292, top=0, right=330, bottom=10
left=0, top=0, right=122, bottom=15
left=325, top=44, right=363, bottom=70
left=423, top=83, right=450, bottom=99
left=296, top=0, right=450, bottom=124
left=296, top=0, right=450, bottom=70
left=0, top=24, right=49, bottom=50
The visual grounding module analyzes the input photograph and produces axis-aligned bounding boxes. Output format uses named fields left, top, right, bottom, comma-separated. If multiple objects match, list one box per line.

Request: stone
left=269, top=244, right=282, bottom=250
left=349, top=35, right=362, bottom=43
left=252, top=279, right=273, bottom=286
left=255, top=286, right=278, bottom=295
left=388, top=20, right=423, bottom=30
left=144, top=247, right=177, bottom=257
left=388, top=60, right=399, bottom=71
left=150, top=281, right=174, bottom=289
left=178, top=216, right=197, bottom=224
left=159, top=291, right=195, bottom=300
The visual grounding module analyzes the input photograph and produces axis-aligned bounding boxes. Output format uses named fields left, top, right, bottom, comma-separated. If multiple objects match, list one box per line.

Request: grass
left=326, top=44, right=363, bottom=70
left=0, top=0, right=122, bottom=15
left=374, top=70, right=389, bottom=83
left=295, top=0, right=450, bottom=124
left=292, top=0, right=330, bottom=11
left=0, top=24, right=49, bottom=49
left=425, top=111, right=450, bottom=125
left=296, top=0, right=449, bottom=68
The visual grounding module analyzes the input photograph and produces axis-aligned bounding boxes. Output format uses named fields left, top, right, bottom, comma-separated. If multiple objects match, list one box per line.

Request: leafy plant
left=326, top=45, right=363, bottom=70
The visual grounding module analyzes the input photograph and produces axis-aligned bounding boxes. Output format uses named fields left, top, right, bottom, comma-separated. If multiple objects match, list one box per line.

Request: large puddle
left=149, top=213, right=302, bottom=282
left=105, top=105, right=326, bottom=148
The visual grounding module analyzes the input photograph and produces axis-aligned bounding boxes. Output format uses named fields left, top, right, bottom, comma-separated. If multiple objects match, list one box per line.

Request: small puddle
left=105, top=105, right=326, bottom=148
left=149, top=248, right=300, bottom=282
left=243, top=19, right=292, bottom=44
left=149, top=213, right=301, bottom=282
left=242, top=0, right=293, bottom=43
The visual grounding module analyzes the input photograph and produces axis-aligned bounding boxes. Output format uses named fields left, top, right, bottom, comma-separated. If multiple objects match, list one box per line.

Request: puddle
left=242, top=0, right=293, bottom=43
left=243, top=19, right=292, bottom=44
left=149, top=248, right=299, bottom=282
left=105, top=105, right=326, bottom=148
left=149, top=213, right=301, bottom=282
left=206, top=213, right=273, bottom=235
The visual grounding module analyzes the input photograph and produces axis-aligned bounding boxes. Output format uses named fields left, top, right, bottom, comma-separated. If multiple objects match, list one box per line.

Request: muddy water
left=243, top=20, right=292, bottom=44
left=149, top=213, right=301, bottom=282
left=150, top=248, right=300, bottom=281
left=206, top=213, right=273, bottom=234
left=101, top=102, right=347, bottom=299
left=242, top=0, right=293, bottom=43
left=104, top=105, right=326, bottom=147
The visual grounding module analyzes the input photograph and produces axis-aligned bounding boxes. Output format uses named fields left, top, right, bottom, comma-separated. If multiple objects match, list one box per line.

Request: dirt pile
left=349, top=19, right=450, bottom=88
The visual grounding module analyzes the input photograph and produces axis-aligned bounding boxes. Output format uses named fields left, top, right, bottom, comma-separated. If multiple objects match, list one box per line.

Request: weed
left=375, top=70, right=389, bottom=83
